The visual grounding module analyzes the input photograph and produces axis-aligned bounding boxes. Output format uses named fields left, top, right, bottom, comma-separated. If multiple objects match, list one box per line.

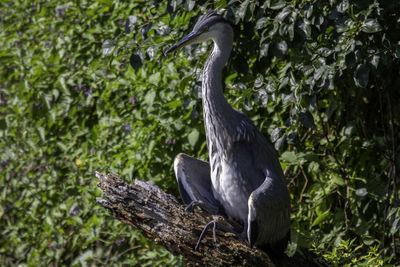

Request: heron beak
left=165, top=31, right=200, bottom=55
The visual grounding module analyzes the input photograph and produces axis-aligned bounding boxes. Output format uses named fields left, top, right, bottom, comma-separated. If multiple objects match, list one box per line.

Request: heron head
left=165, top=11, right=232, bottom=55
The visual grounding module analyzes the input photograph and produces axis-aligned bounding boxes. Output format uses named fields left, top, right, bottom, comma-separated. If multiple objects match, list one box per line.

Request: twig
left=299, top=165, right=309, bottom=203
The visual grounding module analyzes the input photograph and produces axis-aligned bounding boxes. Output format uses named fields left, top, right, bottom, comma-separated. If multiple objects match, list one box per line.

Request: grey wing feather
left=232, top=113, right=290, bottom=246
left=233, top=114, right=285, bottom=182
left=174, top=153, right=223, bottom=215
left=247, top=177, right=290, bottom=245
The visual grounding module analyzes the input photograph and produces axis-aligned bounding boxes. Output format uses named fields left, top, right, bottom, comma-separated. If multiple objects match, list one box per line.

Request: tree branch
left=95, top=172, right=325, bottom=266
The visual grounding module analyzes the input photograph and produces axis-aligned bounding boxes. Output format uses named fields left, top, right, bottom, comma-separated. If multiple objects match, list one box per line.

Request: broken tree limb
left=95, top=172, right=325, bottom=267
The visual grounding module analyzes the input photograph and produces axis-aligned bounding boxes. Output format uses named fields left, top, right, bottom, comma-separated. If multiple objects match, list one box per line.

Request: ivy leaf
left=276, top=40, right=288, bottom=55
left=311, top=210, right=330, bottom=227
left=390, top=217, right=400, bottom=235
left=277, top=6, right=292, bottom=21
left=354, top=63, right=370, bottom=87
left=186, top=0, right=195, bottom=11
left=274, top=134, right=286, bottom=150
left=271, top=127, right=282, bottom=142
left=125, top=16, right=137, bottom=34
left=281, top=151, right=297, bottom=164
left=256, top=17, right=269, bottom=30
left=37, top=126, right=45, bottom=141
left=395, top=46, right=400, bottom=58
left=299, top=111, right=316, bottom=129
left=270, top=0, right=286, bottom=10
left=257, top=90, right=269, bottom=106
left=188, top=129, right=199, bottom=147
left=102, top=40, right=116, bottom=56
left=237, top=0, right=249, bottom=20
left=355, top=188, right=368, bottom=197
left=140, top=22, right=152, bottom=39
left=130, top=53, right=142, bottom=71
left=298, top=19, right=311, bottom=39
left=361, top=19, right=382, bottom=33
left=0, top=119, right=7, bottom=131
left=260, top=43, right=269, bottom=58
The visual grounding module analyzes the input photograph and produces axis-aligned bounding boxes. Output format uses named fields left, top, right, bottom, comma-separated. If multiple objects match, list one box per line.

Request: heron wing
left=247, top=177, right=290, bottom=247
left=174, top=153, right=223, bottom=215
left=232, top=114, right=285, bottom=182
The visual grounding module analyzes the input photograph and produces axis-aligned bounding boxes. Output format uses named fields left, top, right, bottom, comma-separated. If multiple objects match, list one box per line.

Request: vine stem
left=315, top=103, right=350, bottom=229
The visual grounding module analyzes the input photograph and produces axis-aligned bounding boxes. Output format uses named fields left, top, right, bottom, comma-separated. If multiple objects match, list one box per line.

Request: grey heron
left=165, top=11, right=291, bottom=255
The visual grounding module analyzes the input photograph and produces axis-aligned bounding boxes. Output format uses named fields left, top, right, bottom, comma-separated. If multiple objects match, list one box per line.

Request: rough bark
left=95, top=172, right=326, bottom=267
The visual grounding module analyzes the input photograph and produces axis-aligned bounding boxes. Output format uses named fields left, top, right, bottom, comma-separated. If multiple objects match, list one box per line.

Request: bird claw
left=194, top=218, right=242, bottom=250
left=184, top=200, right=216, bottom=214
left=184, top=204, right=194, bottom=212
left=184, top=200, right=203, bottom=212
left=195, top=220, right=218, bottom=250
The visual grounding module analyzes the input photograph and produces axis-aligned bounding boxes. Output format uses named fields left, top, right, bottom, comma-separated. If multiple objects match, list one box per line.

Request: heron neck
left=202, top=34, right=233, bottom=122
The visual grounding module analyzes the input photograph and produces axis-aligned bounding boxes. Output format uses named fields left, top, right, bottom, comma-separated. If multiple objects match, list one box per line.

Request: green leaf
left=354, top=64, right=370, bottom=87
left=188, top=129, right=199, bottom=147
left=331, top=173, right=345, bottom=186
left=270, top=0, right=286, bottom=10
left=125, top=16, right=137, bottom=34
left=311, top=210, right=330, bottom=227
left=102, top=40, right=116, bottom=56
left=256, top=18, right=269, bottom=30
left=72, top=250, right=94, bottom=266
left=281, top=151, right=297, bottom=164
left=164, top=100, right=182, bottom=109
left=130, top=53, right=143, bottom=71
left=140, top=22, right=152, bottom=39
left=299, top=111, right=316, bottom=129
left=271, top=127, right=282, bottom=142
left=144, top=91, right=156, bottom=106
left=277, top=6, right=292, bottom=21
left=0, top=119, right=7, bottom=131
left=237, top=0, right=249, bottom=20
left=186, top=0, right=196, bottom=11
left=37, top=127, right=45, bottom=142
left=355, top=188, right=368, bottom=197
left=260, top=43, right=269, bottom=58
left=276, top=40, right=288, bottom=55
left=390, top=217, right=400, bottom=234
left=361, top=19, right=382, bottom=33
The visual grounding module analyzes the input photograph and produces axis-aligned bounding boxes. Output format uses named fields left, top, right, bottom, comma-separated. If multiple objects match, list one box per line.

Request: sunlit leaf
left=281, top=151, right=297, bottom=164
left=102, top=40, right=116, bottom=56
left=361, top=19, right=382, bottom=33
left=188, top=129, right=199, bottom=147
left=355, top=188, right=368, bottom=197
left=311, top=210, right=330, bottom=227
left=125, top=15, right=137, bottom=34
left=354, top=63, right=370, bottom=88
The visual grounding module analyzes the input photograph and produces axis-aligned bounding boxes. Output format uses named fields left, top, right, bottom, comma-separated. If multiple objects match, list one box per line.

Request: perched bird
left=166, top=11, right=290, bottom=255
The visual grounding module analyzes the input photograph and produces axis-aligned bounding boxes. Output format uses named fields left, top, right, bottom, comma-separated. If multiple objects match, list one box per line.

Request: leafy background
left=1, top=0, right=399, bottom=266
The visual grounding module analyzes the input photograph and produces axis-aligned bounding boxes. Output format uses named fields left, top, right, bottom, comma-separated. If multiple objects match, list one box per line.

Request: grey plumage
left=166, top=11, right=290, bottom=252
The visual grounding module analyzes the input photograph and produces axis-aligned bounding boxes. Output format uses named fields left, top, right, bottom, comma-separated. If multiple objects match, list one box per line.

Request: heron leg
left=195, top=218, right=244, bottom=250
left=195, top=220, right=217, bottom=250
left=174, top=153, right=223, bottom=215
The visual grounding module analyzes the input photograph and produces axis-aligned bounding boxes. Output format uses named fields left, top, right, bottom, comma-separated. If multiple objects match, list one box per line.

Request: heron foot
left=194, top=218, right=241, bottom=250
left=185, top=200, right=207, bottom=212
left=195, top=220, right=218, bottom=250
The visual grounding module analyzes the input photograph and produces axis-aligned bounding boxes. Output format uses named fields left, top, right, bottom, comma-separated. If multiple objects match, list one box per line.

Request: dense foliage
left=1, top=0, right=399, bottom=266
